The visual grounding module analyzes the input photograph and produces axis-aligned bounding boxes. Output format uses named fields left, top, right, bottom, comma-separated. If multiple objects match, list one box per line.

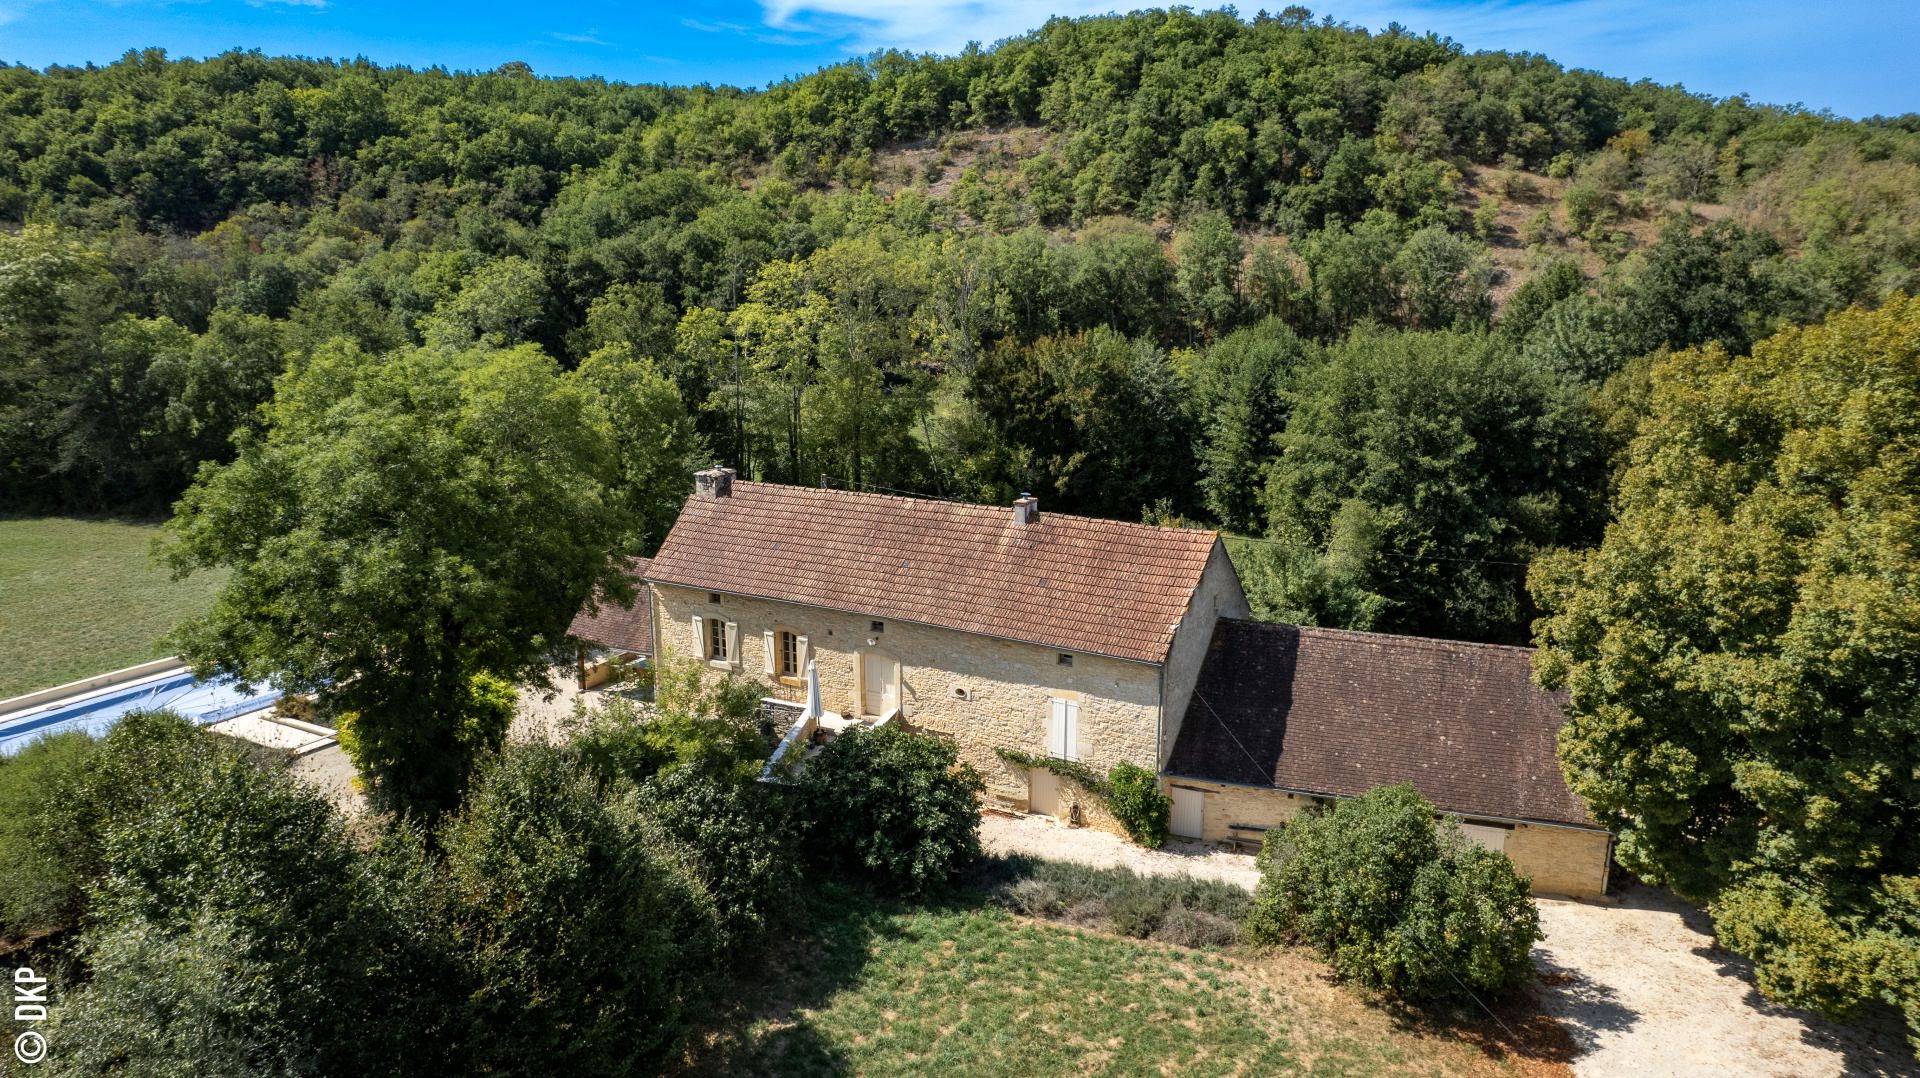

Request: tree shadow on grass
left=672, top=876, right=988, bottom=1077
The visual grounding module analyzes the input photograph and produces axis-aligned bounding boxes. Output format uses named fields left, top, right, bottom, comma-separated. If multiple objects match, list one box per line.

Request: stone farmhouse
left=600, top=467, right=1612, bottom=898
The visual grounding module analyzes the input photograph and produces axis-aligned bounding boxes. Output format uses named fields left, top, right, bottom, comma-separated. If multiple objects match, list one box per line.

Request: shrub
left=988, top=858, right=1248, bottom=946
left=49, top=713, right=459, bottom=1076
left=635, top=763, right=801, bottom=954
left=0, top=731, right=100, bottom=935
left=573, top=658, right=770, bottom=786
left=1152, top=902, right=1243, bottom=949
left=1247, top=784, right=1539, bottom=999
left=1107, top=762, right=1171, bottom=847
left=800, top=724, right=983, bottom=895
left=441, top=742, right=719, bottom=1076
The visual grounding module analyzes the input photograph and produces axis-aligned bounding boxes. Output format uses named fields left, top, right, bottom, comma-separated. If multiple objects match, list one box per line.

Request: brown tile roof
left=1166, top=619, right=1596, bottom=829
left=567, top=557, right=652, bottom=655
left=647, top=482, right=1220, bottom=664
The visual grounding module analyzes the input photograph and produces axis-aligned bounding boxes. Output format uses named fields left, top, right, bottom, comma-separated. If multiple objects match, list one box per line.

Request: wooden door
left=1170, top=786, right=1205, bottom=839
left=1029, top=769, right=1060, bottom=818
left=860, top=651, right=898, bottom=716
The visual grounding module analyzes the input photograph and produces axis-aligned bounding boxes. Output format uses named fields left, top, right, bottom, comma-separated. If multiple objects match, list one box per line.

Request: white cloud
left=755, top=0, right=1122, bottom=52
left=552, top=30, right=610, bottom=45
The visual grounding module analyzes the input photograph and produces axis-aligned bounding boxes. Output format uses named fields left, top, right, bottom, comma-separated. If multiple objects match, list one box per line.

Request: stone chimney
left=694, top=466, right=735, bottom=499
left=1012, top=493, right=1039, bottom=525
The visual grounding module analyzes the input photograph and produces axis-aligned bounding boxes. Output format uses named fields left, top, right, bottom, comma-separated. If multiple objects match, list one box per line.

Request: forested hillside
left=4, top=6, right=1918, bottom=644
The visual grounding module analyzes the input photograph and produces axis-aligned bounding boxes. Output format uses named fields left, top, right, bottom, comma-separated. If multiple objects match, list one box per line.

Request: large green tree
left=164, top=341, right=634, bottom=815
left=1531, top=296, right=1920, bottom=1045
left=1265, top=329, right=1602, bottom=642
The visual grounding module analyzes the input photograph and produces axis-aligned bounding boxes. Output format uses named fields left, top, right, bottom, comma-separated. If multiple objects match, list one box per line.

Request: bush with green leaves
left=800, top=724, right=983, bottom=895
left=1107, top=761, right=1172, bottom=847
left=635, top=762, right=801, bottom=954
left=0, top=731, right=100, bottom=935
left=1246, top=784, right=1541, bottom=999
left=439, top=742, right=720, bottom=1076
left=572, top=657, right=771, bottom=786
left=44, top=712, right=460, bottom=1077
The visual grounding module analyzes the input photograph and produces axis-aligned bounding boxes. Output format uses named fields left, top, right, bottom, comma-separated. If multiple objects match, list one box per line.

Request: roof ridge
left=1225, top=617, right=1540, bottom=658
left=732, top=480, right=1220, bottom=541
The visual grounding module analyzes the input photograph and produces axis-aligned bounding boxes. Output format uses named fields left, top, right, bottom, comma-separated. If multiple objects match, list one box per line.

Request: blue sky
left=2, top=1, right=1914, bottom=118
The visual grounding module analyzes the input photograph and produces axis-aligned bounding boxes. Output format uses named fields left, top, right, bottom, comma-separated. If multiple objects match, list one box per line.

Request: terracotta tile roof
left=1166, top=619, right=1597, bottom=829
left=567, top=557, right=652, bottom=655
left=647, top=482, right=1220, bottom=664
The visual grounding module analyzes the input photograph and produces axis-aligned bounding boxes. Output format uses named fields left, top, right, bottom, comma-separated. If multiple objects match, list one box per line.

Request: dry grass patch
left=679, top=877, right=1573, bottom=1078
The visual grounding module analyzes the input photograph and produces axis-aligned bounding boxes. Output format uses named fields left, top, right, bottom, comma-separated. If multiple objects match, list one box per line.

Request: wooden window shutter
left=691, top=615, right=706, bottom=659
left=1047, top=698, right=1069, bottom=759
left=795, top=635, right=809, bottom=674
left=762, top=630, right=776, bottom=676
left=724, top=621, right=739, bottom=667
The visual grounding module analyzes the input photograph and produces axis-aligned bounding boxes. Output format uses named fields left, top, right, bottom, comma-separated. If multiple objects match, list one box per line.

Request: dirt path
left=1533, top=886, right=1909, bottom=1077
left=978, top=814, right=1913, bottom=1077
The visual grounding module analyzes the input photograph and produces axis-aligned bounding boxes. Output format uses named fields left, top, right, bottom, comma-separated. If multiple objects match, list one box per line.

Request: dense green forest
left=4, top=6, right=1919, bottom=645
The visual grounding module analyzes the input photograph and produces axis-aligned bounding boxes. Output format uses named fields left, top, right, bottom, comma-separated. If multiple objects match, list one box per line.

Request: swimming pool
left=0, top=667, right=283, bottom=756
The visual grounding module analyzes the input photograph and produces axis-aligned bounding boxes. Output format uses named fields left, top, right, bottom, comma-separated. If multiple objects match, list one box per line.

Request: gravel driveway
left=979, top=813, right=1913, bottom=1077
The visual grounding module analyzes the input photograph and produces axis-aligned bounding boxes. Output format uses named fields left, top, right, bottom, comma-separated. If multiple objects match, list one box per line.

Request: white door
left=861, top=652, right=898, bottom=716
left=1046, top=698, right=1079, bottom=760
left=1029, top=769, right=1060, bottom=818
left=1170, top=786, right=1205, bottom=839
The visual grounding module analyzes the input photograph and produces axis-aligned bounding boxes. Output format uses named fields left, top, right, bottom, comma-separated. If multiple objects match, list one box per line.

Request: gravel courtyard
left=980, top=812, right=1913, bottom=1078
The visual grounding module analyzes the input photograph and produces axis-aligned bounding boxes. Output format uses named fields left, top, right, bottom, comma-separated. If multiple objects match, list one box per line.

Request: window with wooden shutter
left=763, top=629, right=777, bottom=676
left=692, top=615, right=707, bottom=659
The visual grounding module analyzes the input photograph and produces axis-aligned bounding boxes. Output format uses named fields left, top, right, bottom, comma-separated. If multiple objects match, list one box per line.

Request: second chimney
left=695, top=466, right=736, bottom=499
left=1012, top=493, right=1039, bottom=525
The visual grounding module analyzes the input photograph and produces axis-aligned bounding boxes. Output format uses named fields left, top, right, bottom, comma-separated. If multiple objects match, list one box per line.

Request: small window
left=1057, top=653, right=1073, bottom=667
left=708, top=593, right=722, bottom=604
left=870, top=620, right=885, bottom=633
left=777, top=629, right=799, bottom=677
left=707, top=617, right=729, bottom=662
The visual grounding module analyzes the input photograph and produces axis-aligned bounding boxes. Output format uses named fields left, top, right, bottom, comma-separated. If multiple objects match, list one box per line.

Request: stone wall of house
left=1159, top=777, right=1612, bottom=899
left=1156, top=542, right=1250, bottom=769
left=652, top=582, right=1163, bottom=783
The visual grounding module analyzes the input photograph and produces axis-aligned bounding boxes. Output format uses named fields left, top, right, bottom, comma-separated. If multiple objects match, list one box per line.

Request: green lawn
left=0, top=518, right=226, bottom=700
left=684, top=883, right=1568, bottom=1078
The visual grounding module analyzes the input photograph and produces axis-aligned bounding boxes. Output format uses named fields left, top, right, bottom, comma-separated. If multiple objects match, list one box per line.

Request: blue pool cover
left=0, top=670, right=283, bottom=757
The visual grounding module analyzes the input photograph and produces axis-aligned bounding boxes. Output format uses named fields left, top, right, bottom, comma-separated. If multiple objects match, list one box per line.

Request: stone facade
left=1156, top=543, right=1251, bottom=768
left=1504, top=822, right=1612, bottom=898
left=652, top=582, right=1163, bottom=785
left=1159, top=777, right=1612, bottom=898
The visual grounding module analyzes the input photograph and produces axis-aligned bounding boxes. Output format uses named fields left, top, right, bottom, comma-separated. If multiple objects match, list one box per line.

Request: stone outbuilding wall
left=1160, top=776, right=1612, bottom=898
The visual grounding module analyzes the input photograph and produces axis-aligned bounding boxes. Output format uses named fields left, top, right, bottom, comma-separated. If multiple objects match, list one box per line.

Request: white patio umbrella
left=803, top=659, right=823, bottom=720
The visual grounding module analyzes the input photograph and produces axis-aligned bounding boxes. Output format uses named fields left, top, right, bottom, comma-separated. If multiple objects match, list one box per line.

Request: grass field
left=0, top=518, right=226, bottom=700
left=683, top=882, right=1571, bottom=1078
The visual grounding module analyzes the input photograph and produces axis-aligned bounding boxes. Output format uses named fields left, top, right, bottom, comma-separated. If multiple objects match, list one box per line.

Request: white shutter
left=1047, top=698, right=1069, bottom=759
left=763, top=630, right=776, bottom=676
left=692, top=615, right=706, bottom=659
left=1064, top=699, right=1080, bottom=761
left=724, top=621, right=739, bottom=667
left=795, top=635, right=809, bottom=674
